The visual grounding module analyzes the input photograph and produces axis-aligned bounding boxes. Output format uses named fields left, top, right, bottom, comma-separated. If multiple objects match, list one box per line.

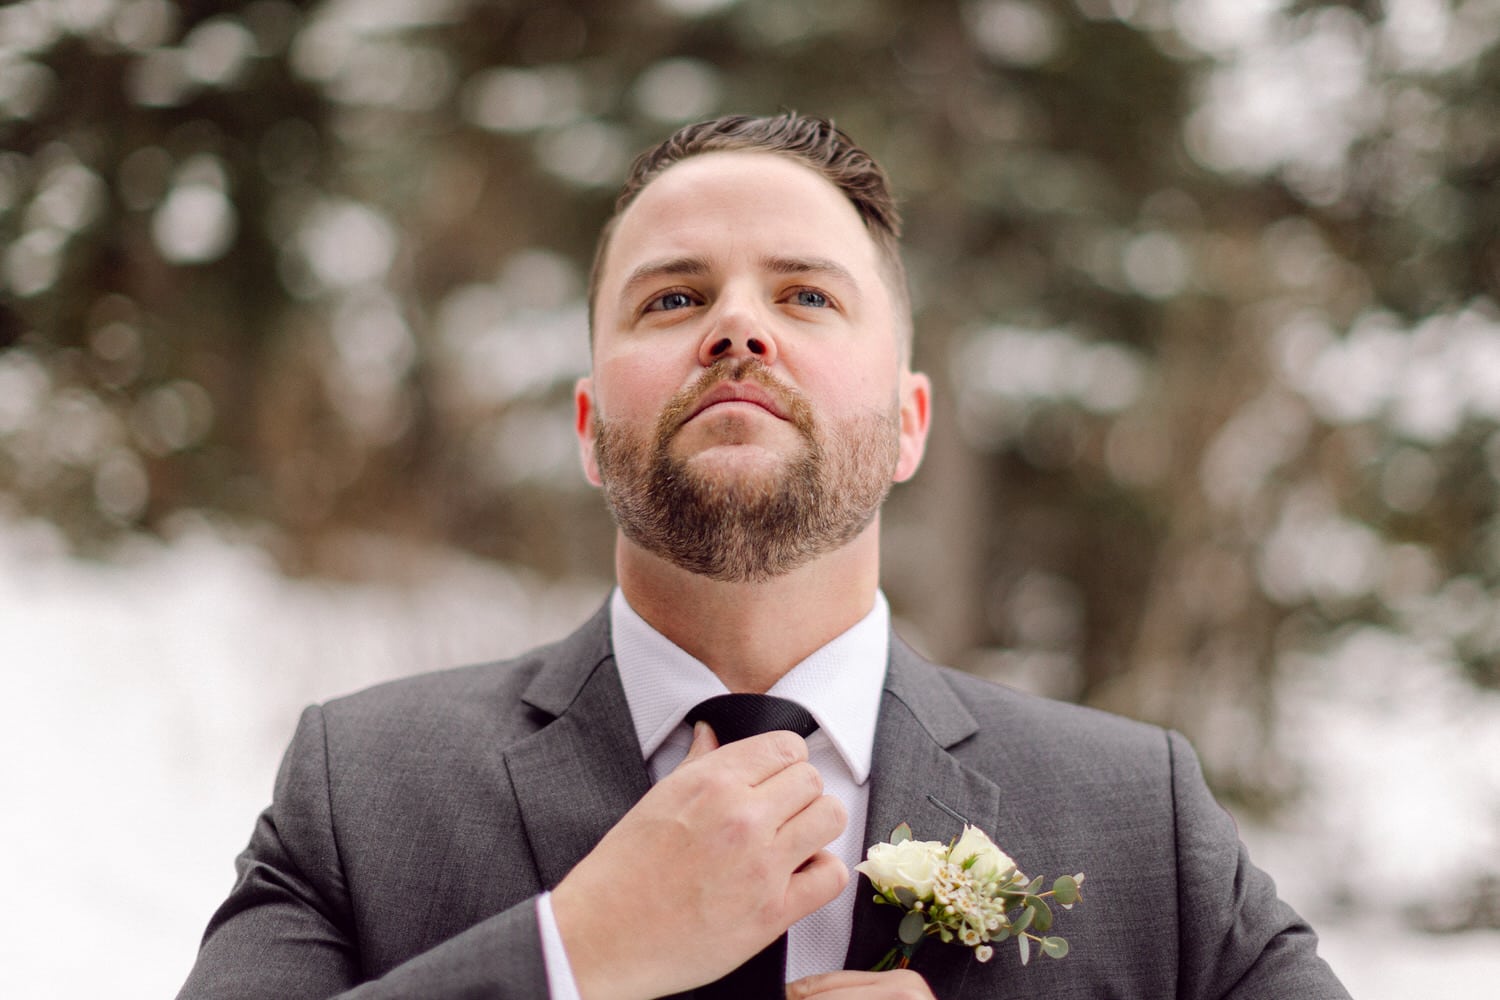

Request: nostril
left=748, top=338, right=765, bottom=355
left=709, top=338, right=732, bottom=356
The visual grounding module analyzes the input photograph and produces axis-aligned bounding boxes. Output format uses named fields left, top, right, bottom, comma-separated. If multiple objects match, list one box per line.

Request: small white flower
left=975, top=944, right=994, bottom=963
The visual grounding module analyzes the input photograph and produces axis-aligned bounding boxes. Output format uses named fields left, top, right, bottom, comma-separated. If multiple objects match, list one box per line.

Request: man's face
left=575, top=151, right=929, bottom=582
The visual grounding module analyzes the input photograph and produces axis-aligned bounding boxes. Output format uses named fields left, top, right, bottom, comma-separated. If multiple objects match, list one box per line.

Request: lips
left=686, top=381, right=792, bottom=423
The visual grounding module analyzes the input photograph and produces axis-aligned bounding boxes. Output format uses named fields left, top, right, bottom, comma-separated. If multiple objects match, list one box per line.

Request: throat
left=614, top=535, right=883, bottom=691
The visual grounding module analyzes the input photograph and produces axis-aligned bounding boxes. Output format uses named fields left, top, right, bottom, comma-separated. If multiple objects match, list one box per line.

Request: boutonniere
left=856, top=823, right=1083, bottom=970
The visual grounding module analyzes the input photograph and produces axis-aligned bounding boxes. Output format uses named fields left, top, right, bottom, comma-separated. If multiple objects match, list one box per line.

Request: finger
left=751, top=758, right=825, bottom=814
left=771, top=791, right=847, bottom=865
left=685, top=728, right=809, bottom=785
left=787, top=968, right=934, bottom=999
left=781, top=849, right=849, bottom=923
left=682, top=720, right=720, bottom=764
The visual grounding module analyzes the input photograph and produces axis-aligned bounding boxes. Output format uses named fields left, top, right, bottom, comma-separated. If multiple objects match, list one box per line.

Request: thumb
left=683, top=719, right=720, bottom=763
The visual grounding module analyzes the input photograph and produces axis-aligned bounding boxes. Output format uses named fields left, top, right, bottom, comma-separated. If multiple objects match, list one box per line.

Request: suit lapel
left=503, top=607, right=653, bottom=888
left=500, top=612, right=1047, bottom=996
left=845, top=637, right=1032, bottom=999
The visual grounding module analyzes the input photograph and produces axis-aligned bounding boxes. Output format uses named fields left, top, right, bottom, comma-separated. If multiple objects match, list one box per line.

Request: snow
left=1, top=516, right=1495, bottom=997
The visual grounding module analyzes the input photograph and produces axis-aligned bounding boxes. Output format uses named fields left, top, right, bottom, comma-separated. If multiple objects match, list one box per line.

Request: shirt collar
left=610, top=588, right=889, bottom=784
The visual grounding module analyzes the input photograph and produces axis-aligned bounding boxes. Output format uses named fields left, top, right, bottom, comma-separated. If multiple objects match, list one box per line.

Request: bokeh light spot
left=463, top=65, right=582, bottom=133
left=182, top=17, right=257, bottom=88
left=152, top=178, right=237, bottom=265
left=966, top=0, right=1061, bottom=67
left=295, top=199, right=398, bottom=290
left=4, top=227, right=66, bottom=297
left=631, top=58, right=723, bottom=124
left=94, top=449, right=151, bottom=522
left=535, top=120, right=630, bottom=188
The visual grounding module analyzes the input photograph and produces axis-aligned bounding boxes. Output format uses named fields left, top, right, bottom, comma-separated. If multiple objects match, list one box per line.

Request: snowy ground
left=1, top=516, right=1495, bottom=998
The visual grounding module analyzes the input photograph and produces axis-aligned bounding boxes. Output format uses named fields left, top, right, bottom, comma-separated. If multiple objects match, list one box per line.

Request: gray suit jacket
left=179, top=605, right=1350, bottom=999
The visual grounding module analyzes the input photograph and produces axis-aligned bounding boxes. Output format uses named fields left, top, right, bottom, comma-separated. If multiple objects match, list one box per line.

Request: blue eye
left=646, top=291, right=696, bottom=312
left=792, top=289, right=829, bottom=308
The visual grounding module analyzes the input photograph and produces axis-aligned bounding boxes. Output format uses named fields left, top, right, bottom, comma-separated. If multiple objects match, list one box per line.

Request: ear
left=574, top=376, right=603, bottom=487
left=893, top=369, right=931, bottom=483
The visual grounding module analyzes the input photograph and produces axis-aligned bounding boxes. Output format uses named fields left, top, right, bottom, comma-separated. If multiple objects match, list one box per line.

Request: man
left=179, top=114, right=1350, bottom=999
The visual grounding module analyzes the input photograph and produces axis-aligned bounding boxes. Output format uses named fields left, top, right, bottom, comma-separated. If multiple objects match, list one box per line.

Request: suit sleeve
left=1168, top=730, right=1351, bottom=1000
left=176, top=705, right=551, bottom=1000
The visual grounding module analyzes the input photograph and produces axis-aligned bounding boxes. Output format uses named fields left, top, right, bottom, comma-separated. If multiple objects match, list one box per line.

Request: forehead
left=600, top=151, right=882, bottom=290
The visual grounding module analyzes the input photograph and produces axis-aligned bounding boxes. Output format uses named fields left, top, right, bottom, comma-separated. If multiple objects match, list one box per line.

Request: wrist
left=551, top=877, right=640, bottom=1000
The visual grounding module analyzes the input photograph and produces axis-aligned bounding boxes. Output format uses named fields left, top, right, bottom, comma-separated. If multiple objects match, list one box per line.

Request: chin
left=679, top=442, right=799, bottom=481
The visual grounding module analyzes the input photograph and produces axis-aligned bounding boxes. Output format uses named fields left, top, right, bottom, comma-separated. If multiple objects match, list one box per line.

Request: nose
left=697, top=302, right=778, bottom=368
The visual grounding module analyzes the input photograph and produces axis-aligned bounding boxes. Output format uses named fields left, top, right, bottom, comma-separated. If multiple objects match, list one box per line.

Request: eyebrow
left=761, top=254, right=858, bottom=288
left=619, top=255, right=713, bottom=303
left=619, top=253, right=860, bottom=304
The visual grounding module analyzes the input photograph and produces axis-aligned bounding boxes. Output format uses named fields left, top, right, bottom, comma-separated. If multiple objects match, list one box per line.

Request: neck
left=615, top=523, right=883, bottom=693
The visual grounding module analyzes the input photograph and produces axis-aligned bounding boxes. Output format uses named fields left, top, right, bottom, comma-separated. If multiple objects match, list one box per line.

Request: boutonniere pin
left=856, top=822, right=1083, bottom=970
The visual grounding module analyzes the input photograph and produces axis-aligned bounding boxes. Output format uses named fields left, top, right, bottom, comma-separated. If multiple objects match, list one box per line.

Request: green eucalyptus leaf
left=890, top=823, right=912, bottom=844
left=1026, top=875, right=1044, bottom=896
left=898, top=910, right=927, bottom=945
left=1013, top=905, right=1034, bottom=934
left=1030, top=899, right=1053, bottom=933
left=1053, top=875, right=1079, bottom=906
left=1018, top=933, right=1031, bottom=966
left=894, top=886, right=920, bottom=909
left=1042, top=936, right=1070, bottom=959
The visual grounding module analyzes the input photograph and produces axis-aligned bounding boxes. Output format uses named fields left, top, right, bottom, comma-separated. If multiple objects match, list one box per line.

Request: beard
left=593, top=357, right=900, bottom=583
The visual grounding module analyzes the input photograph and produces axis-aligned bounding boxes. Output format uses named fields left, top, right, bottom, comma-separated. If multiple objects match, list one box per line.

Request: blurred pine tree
left=3, top=0, right=1499, bottom=825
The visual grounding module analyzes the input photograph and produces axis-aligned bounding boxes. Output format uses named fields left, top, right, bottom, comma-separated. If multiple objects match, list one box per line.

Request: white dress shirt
left=537, top=588, right=890, bottom=997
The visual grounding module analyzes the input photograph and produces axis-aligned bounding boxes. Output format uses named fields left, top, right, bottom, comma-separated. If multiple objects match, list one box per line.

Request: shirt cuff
left=536, top=890, right=584, bottom=1000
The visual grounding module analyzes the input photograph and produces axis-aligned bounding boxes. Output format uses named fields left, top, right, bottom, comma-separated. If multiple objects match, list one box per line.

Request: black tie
left=682, top=694, right=819, bottom=999
left=685, top=693, right=819, bottom=744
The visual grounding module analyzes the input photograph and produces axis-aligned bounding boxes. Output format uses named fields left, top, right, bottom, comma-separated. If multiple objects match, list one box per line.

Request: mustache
left=657, top=358, right=814, bottom=439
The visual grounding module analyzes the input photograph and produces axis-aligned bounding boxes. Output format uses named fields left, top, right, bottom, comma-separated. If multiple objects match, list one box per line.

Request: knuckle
left=720, top=800, right=760, bottom=840
left=767, top=730, right=807, bottom=766
left=701, top=766, right=736, bottom=794
left=695, top=761, right=745, bottom=803
left=793, top=761, right=823, bottom=794
left=811, top=794, right=847, bottom=837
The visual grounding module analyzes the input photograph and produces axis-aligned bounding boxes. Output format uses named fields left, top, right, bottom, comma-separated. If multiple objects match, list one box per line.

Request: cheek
left=591, top=356, right=678, bottom=422
left=799, top=357, right=899, bottom=417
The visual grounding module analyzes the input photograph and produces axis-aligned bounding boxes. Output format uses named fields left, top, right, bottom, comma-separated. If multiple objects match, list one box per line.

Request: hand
left=551, top=721, right=850, bottom=1000
left=787, top=969, right=937, bottom=998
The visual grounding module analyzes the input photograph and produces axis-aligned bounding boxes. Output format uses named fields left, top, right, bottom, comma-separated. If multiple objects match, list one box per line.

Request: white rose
left=856, top=838, right=948, bottom=899
left=948, top=825, right=1016, bottom=882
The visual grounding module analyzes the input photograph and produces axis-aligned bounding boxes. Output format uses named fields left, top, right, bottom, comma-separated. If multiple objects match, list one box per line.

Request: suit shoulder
left=323, top=646, right=542, bottom=714
left=313, top=620, right=607, bottom=744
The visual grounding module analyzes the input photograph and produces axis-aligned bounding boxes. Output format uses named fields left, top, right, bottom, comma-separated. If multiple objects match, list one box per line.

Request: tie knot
left=685, top=693, right=818, bottom=744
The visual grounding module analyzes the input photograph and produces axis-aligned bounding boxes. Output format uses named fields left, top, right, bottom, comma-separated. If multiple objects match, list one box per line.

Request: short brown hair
left=587, top=113, right=910, bottom=346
